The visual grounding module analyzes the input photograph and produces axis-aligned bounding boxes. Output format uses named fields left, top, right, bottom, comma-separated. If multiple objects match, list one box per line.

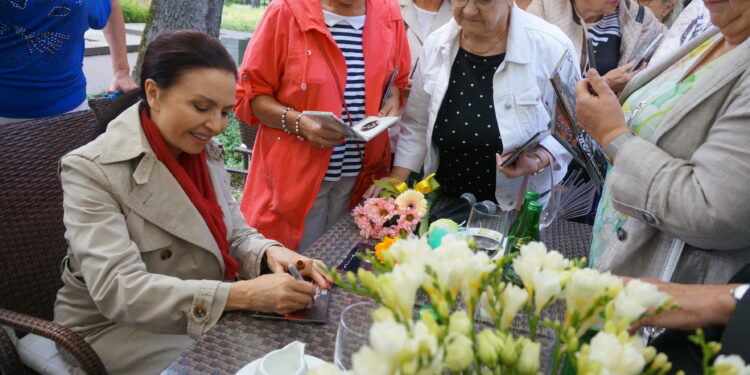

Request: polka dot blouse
left=432, top=48, right=505, bottom=202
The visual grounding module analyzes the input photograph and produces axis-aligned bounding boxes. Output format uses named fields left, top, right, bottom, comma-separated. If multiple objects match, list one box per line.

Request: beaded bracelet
left=280, top=107, right=293, bottom=134
left=294, top=114, right=305, bottom=141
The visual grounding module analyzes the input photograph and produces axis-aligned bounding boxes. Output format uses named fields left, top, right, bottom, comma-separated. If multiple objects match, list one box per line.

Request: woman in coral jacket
left=235, top=0, right=411, bottom=250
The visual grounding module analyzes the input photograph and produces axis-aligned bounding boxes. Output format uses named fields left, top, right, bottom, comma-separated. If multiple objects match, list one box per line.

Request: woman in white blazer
left=368, top=1, right=575, bottom=210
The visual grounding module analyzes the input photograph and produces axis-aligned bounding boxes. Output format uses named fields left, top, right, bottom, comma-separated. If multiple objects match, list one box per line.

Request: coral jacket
left=234, top=0, right=411, bottom=249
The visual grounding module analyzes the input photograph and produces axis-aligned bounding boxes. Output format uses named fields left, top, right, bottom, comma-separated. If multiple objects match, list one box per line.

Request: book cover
left=252, top=286, right=331, bottom=324
left=301, top=111, right=398, bottom=142
left=549, top=50, right=608, bottom=190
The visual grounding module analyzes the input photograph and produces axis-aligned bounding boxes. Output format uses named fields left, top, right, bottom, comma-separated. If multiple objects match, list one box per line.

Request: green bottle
left=506, top=190, right=540, bottom=246
left=503, top=201, right=542, bottom=285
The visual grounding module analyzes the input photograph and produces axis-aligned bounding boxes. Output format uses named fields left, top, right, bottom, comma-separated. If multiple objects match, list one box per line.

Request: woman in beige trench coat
left=54, top=30, right=331, bottom=374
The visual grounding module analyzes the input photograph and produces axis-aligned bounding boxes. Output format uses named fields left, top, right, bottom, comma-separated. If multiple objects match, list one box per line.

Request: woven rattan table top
left=163, top=211, right=592, bottom=374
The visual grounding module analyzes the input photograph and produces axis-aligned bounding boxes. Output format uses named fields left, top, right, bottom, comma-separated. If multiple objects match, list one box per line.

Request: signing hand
left=109, top=69, right=137, bottom=93
left=575, top=69, right=630, bottom=148
left=298, top=115, right=345, bottom=148
left=625, top=277, right=738, bottom=332
left=601, top=61, right=642, bottom=93
left=264, top=246, right=332, bottom=288
left=227, top=274, right=316, bottom=314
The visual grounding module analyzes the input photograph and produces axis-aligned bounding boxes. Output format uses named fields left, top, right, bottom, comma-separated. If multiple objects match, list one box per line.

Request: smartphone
left=500, top=131, right=548, bottom=168
left=586, top=37, right=597, bottom=72
left=627, top=33, right=665, bottom=72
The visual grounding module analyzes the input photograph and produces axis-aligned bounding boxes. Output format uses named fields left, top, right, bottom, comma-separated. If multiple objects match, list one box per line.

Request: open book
left=301, top=111, right=399, bottom=142
left=548, top=50, right=608, bottom=191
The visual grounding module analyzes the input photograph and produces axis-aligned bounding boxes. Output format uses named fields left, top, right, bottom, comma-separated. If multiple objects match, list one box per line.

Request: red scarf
left=140, top=109, right=239, bottom=280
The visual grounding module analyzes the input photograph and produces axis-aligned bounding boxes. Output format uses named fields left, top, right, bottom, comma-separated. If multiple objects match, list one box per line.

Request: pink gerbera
left=396, top=206, right=424, bottom=235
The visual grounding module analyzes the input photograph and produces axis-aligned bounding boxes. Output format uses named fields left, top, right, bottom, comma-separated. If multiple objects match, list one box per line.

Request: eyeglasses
left=451, top=0, right=501, bottom=10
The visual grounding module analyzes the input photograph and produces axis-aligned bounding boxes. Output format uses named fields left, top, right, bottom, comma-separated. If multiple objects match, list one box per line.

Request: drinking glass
left=466, top=202, right=509, bottom=258
left=540, top=184, right=567, bottom=230
left=334, top=302, right=378, bottom=370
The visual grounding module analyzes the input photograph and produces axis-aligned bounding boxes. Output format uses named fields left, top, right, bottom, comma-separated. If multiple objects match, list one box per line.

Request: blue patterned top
left=0, top=0, right=111, bottom=118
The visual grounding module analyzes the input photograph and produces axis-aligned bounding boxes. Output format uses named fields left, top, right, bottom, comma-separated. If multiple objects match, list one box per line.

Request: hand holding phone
left=627, top=33, right=664, bottom=73
left=499, top=131, right=548, bottom=168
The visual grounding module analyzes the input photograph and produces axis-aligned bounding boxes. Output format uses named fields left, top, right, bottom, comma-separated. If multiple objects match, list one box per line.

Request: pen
left=288, top=263, right=315, bottom=305
left=288, top=263, right=304, bottom=281
left=409, top=58, right=420, bottom=80
left=381, top=67, right=399, bottom=108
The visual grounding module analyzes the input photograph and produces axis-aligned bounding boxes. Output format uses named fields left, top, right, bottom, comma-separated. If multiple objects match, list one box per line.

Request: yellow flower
left=375, top=236, right=397, bottom=264
left=395, top=189, right=428, bottom=215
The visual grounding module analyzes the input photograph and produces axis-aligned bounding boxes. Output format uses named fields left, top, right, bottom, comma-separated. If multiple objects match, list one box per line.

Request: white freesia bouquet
left=311, top=231, right=689, bottom=375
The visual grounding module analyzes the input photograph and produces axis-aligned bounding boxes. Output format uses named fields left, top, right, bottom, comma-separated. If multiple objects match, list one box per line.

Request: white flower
left=369, top=319, right=408, bottom=357
left=387, top=237, right=432, bottom=268
left=512, top=242, right=547, bottom=288
left=500, top=284, right=529, bottom=329
left=443, top=332, right=474, bottom=371
left=564, top=268, right=623, bottom=332
left=715, top=355, right=750, bottom=375
left=517, top=339, right=541, bottom=375
left=512, top=242, right=568, bottom=297
left=611, top=279, right=669, bottom=324
left=585, top=331, right=647, bottom=375
left=411, top=320, right=439, bottom=356
left=395, top=189, right=428, bottom=215
left=426, top=235, right=494, bottom=302
left=542, top=249, right=567, bottom=271
left=351, top=345, right=393, bottom=375
left=306, top=362, right=350, bottom=375
left=533, top=269, right=562, bottom=315
left=378, top=262, right=425, bottom=321
left=448, top=310, right=473, bottom=337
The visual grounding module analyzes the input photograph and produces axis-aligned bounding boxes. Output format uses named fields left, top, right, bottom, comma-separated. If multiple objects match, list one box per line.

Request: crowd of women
left=26, top=0, right=750, bottom=373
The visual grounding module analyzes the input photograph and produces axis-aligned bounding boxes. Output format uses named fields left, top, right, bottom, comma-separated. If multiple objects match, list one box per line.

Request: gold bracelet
left=529, top=152, right=545, bottom=175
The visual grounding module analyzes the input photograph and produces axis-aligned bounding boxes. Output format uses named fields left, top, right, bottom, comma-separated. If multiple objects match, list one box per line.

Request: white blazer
left=394, top=6, right=577, bottom=211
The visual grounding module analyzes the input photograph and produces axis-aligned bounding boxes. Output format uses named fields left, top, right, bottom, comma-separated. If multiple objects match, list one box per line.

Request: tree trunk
left=132, top=0, right=224, bottom=83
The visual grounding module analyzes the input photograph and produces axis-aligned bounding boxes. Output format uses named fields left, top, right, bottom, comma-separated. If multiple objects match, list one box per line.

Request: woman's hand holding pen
left=264, top=246, right=332, bottom=288
left=224, top=246, right=332, bottom=314
left=378, top=89, right=401, bottom=117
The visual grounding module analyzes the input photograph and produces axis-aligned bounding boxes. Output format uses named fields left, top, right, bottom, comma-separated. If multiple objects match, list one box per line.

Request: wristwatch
left=730, top=284, right=750, bottom=304
left=604, top=131, right=636, bottom=163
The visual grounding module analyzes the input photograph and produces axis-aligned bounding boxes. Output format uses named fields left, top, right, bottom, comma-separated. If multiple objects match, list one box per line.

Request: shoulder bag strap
left=311, top=33, right=355, bottom=128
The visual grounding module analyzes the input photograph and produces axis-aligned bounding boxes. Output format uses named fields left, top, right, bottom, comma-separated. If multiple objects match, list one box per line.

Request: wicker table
left=163, top=213, right=592, bottom=374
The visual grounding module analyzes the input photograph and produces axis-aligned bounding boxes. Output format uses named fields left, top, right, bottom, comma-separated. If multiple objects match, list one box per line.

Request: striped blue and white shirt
left=322, top=11, right=366, bottom=181
left=587, top=10, right=621, bottom=75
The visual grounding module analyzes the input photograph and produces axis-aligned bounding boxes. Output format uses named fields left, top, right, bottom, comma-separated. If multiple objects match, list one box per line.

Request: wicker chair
left=87, top=96, right=112, bottom=126
left=0, top=111, right=107, bottom=374
left=226, top=120, right=258, bottom=176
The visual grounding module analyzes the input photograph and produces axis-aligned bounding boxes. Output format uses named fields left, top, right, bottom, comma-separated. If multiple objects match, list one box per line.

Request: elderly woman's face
left=574, top=0, right=619, bottom=18
left=452, top=0, right=513, bottom=35
left=638, top=0, right=674, bottom=21
left=705, top=0, right=750, bottom=34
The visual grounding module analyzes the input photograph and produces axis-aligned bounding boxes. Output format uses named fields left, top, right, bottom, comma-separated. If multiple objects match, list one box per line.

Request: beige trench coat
left=527, top=0, right=666, bottom=73
left=54, top=103, right=281, bottom=374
